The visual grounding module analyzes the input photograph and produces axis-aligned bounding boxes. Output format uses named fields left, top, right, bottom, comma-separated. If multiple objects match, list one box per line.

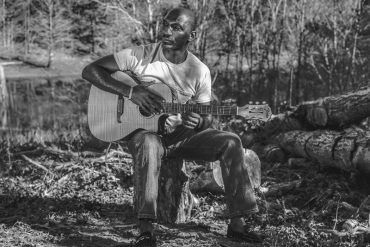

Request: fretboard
left=162, top=102, right=238, bottom=116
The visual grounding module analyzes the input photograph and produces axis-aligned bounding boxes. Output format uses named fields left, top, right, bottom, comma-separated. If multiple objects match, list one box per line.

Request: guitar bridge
left=117, top=95, right=124, bottom=123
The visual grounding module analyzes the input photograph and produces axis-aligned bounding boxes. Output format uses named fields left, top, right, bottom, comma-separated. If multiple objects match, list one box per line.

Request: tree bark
left=189, top=149, right=261, bottom=194
left=157, top=158, right=193, bottom=224
left=294, top=87, right=370, bottom=128
left=243, top=87, right=370, bottom=149
left=241, top=112, right=304, bottom=147
left=0, top=64, right=8, bottom=128
left=274, top=128, right=370, bottom=175
left=251, top=143, right=286, bottom=162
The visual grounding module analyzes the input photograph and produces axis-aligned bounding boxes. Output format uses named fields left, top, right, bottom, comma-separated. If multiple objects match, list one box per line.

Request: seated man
left=82, top=6, right=263, bottom=247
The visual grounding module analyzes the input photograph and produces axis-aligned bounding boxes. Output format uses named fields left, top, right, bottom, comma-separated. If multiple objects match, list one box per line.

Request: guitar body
left=88, top=71, right=272, bottom=143
left=88, top=72, right=172, bottom=142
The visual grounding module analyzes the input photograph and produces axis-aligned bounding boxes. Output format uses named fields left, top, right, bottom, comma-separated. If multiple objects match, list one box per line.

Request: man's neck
left=162, top=47, right=188, bottom=64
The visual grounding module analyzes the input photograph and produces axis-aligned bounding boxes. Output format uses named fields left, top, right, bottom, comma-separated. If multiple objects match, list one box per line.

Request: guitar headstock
left=237, top=103, right=272, bottom=122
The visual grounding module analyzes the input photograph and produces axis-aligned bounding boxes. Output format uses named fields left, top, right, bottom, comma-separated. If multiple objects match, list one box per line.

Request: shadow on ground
left=0, top=194, right=136, bottom=247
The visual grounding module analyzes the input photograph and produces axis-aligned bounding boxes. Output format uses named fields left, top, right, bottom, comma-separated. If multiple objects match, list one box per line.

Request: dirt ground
left=1, top=133, right=370, bottom=247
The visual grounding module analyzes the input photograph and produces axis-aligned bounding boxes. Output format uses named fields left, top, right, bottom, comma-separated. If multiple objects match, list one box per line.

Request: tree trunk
left=46, top=0, right=54, bottom=68
left=274, top=128, right=370, bottom=175
left=243, top=87, right=370, bottom=148
left=2, top=0, right=5, bottom=47
left=157, top=158, right=193, bottom=224
left=241, top=112, right=304, bottom=147
left=0, top=64, right=8, bottom=128
left=251, top=143, right=286, bottom=162
left=294, top=87, right=370, bottom=128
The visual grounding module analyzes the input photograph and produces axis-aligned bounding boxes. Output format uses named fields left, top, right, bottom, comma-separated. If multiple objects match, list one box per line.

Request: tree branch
left=92, top=0, right=143, bottom=27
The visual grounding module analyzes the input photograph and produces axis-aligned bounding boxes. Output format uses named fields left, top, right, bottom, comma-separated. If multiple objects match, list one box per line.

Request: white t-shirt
left=114, top=42, right=212, bottom=104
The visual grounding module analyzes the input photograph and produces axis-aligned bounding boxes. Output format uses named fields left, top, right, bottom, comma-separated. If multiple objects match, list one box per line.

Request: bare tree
left=31, top=0, right=72, bottom=67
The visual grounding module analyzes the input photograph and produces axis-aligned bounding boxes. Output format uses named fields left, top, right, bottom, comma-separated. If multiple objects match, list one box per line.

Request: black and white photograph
left=1, top=0, right=370, bottom=246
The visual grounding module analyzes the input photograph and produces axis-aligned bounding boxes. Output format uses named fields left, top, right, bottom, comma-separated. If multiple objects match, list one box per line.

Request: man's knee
left=139, top=132, right=162, bottom=146
left=129, top=131, right=163, bottom=154
left=221, top=132, right=243, bottom=151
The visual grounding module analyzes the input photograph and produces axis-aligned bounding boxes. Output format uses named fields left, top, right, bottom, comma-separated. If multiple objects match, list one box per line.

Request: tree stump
left=189, top=149, right=262, bottom=193
left=157, top=158, right=193, bottom=224
left=156, top=149, right=263, bottom=223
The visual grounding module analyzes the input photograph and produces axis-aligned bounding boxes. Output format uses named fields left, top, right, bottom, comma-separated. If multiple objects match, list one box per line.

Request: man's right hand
left=130, top=85, right=164, bottom=115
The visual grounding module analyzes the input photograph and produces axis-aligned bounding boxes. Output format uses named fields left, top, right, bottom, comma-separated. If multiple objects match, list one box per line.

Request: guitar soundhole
left=139, top=107, right=153, bottom=117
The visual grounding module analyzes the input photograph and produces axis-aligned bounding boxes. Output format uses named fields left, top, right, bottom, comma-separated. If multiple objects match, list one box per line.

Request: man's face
left=160, top=10, right=194, bottom=50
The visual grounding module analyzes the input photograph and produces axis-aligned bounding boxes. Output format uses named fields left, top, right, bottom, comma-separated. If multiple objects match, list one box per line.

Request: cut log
left=241, top=112, right=304, bottom=147
left=294, top=87, right=370, bottom=128
left=157, top=158, right=193, bottom=224
left=189, top=149, right=261, bottom=193
left=275, top=128, right=370, bottom=175
left=251, top=143, right=286, bottom=162
left=242, top=88, right=370, bottom=151
left=189, top=161, right=224, bottom=194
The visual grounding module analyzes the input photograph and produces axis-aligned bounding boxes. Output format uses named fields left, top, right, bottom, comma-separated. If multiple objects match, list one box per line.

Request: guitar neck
left=162, top=102, right=238, bottom=116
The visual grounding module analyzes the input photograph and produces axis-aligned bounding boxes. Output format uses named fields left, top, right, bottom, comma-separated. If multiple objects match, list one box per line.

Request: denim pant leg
left=128, top=130, right=164, bottom=220
left=167, top=128, right=258, bottom=218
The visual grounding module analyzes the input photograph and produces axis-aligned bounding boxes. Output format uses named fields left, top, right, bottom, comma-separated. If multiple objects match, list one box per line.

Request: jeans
left=127, top=127, right=258, bottom=220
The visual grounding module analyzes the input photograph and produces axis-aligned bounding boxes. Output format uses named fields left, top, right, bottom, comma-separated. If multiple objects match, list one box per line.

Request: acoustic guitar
left=88, top=71, right=272, bottom=142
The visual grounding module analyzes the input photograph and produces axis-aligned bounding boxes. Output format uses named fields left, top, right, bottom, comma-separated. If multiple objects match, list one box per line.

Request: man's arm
left=82, top=55, right=163, bottom=115
left=82, top=55, right=131, bottom=97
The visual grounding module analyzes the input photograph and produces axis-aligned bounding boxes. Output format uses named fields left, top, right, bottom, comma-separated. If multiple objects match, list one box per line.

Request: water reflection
left=7, top=78, right=90, bottom=131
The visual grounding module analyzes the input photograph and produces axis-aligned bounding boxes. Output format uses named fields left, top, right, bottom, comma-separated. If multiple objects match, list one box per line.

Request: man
left=82, top=7, right=262, bottom=247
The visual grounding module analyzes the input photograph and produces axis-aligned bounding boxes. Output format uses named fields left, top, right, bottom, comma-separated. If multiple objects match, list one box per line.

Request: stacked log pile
left=245, top=87, right=370, bottom=176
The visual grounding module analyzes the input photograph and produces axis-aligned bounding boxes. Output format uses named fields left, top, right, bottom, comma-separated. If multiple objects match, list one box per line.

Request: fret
left=161, top=102, right=238, bottom=116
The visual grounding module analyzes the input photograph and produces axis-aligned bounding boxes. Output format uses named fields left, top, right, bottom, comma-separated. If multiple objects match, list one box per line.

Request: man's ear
left=188, top=31, right=196, bottom=42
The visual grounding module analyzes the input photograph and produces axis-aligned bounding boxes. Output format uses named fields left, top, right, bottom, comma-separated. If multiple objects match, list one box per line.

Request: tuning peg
left=255, top=101, right=260, bottom=105
left=249, top=101, right=253, bottom=105
left=262, top=101, right=267, bottom=104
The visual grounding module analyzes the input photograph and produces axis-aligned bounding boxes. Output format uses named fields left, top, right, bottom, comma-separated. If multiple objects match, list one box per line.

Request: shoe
left=226, top=225, right=264, bottom=243
left=134, top=232, right=157, bottom=247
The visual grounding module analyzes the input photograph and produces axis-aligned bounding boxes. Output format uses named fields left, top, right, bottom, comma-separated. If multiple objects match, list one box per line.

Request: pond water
left=6, top=78, right=90, bottom=132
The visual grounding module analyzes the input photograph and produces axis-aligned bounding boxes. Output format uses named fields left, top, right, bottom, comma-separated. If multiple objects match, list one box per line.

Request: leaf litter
left=1, top=133, right=370, bottom=247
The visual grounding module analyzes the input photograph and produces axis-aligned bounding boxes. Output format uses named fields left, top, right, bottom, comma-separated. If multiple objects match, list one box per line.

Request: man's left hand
left=182, top=112, right=202, bottom=129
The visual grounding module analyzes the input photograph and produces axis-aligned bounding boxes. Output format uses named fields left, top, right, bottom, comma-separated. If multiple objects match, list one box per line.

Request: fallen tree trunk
left=241, top=112, right=304, bottom=147
left=242, top=87, right=370, bottom=149
left=250, top=143, right=286, bottom=162
left=294, top=87, right=370, bottom=129
left=274, top=128, right=370, bottom=175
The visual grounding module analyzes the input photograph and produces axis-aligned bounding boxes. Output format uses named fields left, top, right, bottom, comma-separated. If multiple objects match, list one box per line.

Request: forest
left=0, top=0, right=369, bottom=108
left=1, top=0, right=370, bottom=246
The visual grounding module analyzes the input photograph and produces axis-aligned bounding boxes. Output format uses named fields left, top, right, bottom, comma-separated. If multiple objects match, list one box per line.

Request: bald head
left=165, top=7, right=196, bottom=31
